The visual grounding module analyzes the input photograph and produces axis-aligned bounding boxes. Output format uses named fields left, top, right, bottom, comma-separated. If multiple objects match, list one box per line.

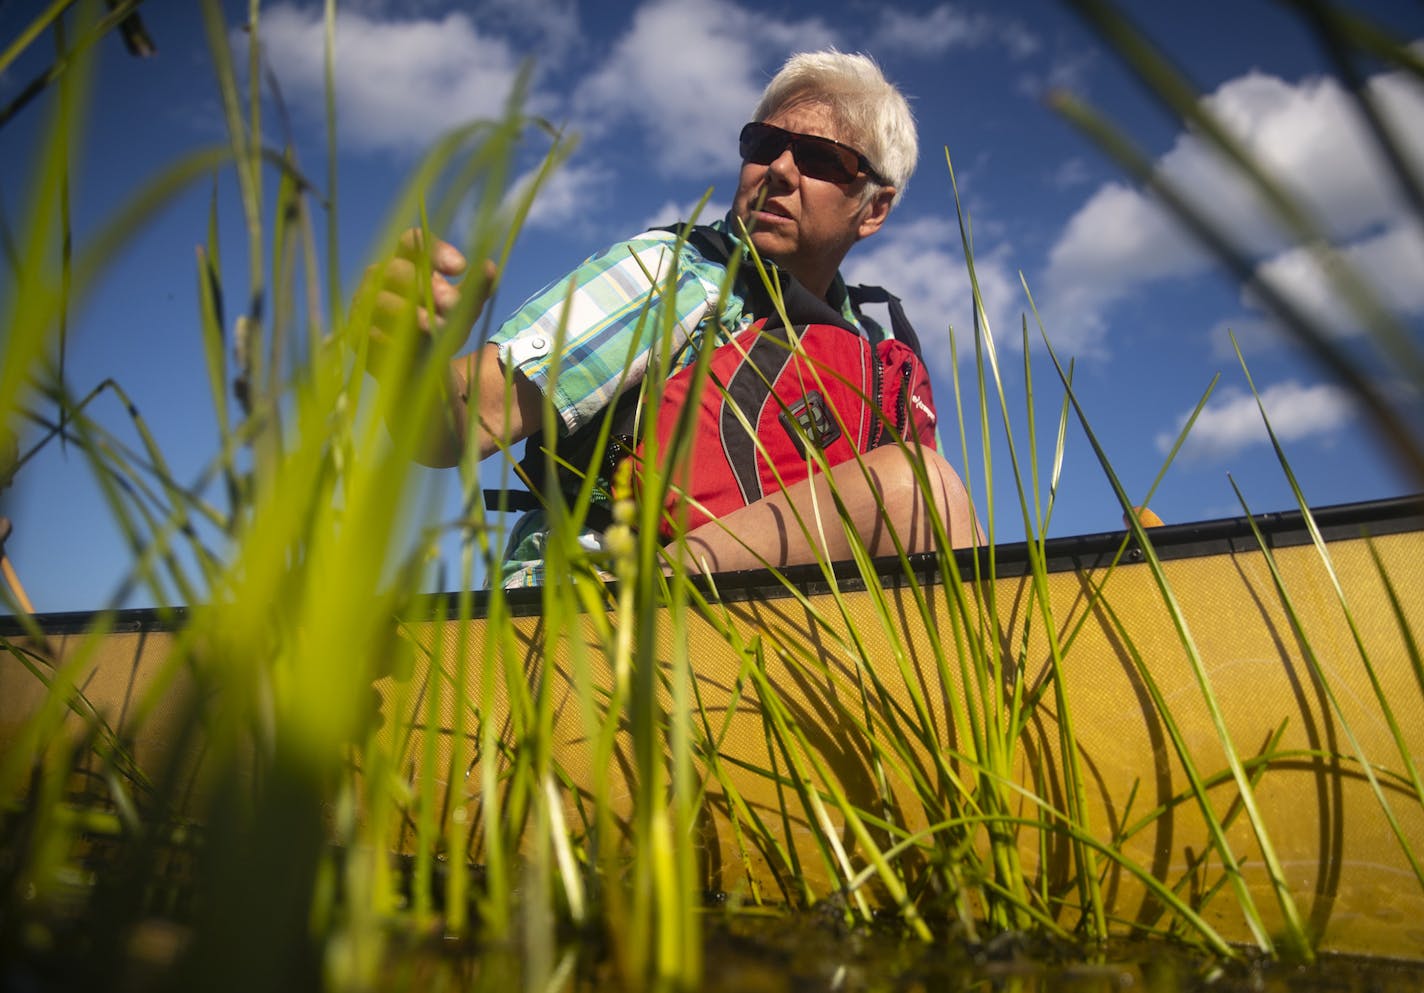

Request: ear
left=856, top=187, right=895, bottom=240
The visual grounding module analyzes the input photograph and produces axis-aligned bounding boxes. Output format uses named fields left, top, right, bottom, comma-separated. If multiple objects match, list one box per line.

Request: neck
left=797, top=272, right=833, bottom=300
left=777, top=256, right=840, bottom=301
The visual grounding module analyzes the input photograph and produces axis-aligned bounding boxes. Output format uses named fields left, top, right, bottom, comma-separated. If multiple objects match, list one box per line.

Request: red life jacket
left=628, top=312, right=937, bottom=539
left=496, top=225, right=938, bottom=539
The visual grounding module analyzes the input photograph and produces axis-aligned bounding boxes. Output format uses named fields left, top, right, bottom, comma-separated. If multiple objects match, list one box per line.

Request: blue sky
left=3, top=0, right=1422, bottom=613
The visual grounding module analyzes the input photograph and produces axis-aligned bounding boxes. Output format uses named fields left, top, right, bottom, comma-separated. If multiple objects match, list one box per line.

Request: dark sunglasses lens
left=740, top=124, right=785, bottom=164
left=795, top=141, right=857, bottom=182
left=740, top=123, right=860, bottom=183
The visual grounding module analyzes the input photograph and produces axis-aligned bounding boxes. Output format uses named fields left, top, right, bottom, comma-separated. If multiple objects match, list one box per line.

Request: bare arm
left=672, top=446, right=981, bottom=575
left=447, top=342, right=544, bottom=466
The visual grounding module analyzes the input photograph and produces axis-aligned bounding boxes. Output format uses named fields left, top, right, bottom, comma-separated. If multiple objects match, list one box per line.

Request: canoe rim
left=4, top=493, right=1422, bottom=634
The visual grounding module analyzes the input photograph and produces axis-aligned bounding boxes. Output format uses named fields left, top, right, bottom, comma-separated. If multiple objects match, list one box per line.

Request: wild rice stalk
left=1367, top=541, right=1424, bottom=723
left=14, top=2, right=1424, bottom=985
left=1040, top=330, right=1310, bottom=959
left=943, top=150, right=1042, bottom=933
left=1227, top=339, right=1424, bottom=885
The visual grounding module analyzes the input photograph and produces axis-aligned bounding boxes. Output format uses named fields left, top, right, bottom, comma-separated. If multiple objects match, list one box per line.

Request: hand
left=362, top=228, right=498, bottom=382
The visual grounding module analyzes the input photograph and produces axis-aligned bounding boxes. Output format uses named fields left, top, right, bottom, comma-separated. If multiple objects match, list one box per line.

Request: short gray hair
left=752, top=50, right=918, bottom=206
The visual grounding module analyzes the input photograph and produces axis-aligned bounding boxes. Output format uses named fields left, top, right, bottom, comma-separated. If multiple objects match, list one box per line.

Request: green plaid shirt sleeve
left=489, top=224, right=745, bottom=436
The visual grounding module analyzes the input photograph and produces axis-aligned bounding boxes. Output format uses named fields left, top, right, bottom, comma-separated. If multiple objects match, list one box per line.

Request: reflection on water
left=5, top=818, right=1423, bottom=991
left=693, top=913, right=1424, bottom=993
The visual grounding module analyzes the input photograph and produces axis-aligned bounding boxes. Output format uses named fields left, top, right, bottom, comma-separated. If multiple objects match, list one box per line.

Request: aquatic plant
left=1, top=2, right=1422, bottom=992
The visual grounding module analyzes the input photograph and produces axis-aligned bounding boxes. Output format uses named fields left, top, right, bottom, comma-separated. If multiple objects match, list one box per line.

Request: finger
left=371, top=257, right=462, bottom=315
left=395, top=228, right=467, bottom=275
left=431, top=270, right=466, bottom=315
left=478, top=257, right=499, bottom=296
left=373, top=289, right=438, bottom=334
left=466, top=257, right=501, bottom=311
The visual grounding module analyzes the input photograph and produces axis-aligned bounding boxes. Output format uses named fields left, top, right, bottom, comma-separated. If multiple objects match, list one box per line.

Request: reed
left=2, top=1, right=1422, bottom=991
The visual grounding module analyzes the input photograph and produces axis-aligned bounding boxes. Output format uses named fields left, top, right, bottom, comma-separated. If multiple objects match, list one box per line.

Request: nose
left=766, top=145, right=798, bottom=186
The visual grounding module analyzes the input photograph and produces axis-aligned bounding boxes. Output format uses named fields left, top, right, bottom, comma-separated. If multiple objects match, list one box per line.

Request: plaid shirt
left=488, top=215, right=871, bottom=588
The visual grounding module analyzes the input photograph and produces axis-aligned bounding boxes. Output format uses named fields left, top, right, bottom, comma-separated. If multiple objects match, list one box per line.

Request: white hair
left=752, top=50, right=918, bottom=206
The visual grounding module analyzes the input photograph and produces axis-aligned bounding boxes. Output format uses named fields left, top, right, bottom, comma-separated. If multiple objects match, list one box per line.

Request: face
left=732, top=101, right=894, bottom=298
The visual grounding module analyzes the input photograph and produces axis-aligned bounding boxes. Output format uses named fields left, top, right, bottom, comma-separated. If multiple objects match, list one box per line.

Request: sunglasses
left=738, top=121, right=887, bottom=186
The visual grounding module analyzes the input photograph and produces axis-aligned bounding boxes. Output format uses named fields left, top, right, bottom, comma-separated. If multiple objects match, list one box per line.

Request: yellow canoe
left=3, top=496, right=1423, bottom=959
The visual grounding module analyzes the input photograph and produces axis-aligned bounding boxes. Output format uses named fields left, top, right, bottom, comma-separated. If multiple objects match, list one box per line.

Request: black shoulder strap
left=847, top=283, right=925, bottom=359
left=658, top=223, right=925, bottom=357
left=666, top=223, right=735, bottom=266
left=655, top=223, right=859, bottom=336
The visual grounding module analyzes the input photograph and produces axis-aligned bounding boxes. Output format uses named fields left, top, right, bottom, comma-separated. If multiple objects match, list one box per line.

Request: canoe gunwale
left=3, top=492, right=1421, bottom=634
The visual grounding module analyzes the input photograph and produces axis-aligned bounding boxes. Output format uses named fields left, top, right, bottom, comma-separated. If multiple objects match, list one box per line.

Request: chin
left=747, top=230, right=793, bottom=263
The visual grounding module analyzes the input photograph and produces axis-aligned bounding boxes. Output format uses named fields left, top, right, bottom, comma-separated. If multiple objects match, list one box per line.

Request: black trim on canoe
left=4, top=494, right=1422, bottom=635
left=682, top=492, right=1424, bottom=609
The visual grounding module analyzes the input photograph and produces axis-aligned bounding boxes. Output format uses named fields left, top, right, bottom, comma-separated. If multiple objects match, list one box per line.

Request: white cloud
left=510, top=162, right=612, bottom=230
left=867, top=6, right=1039, bottom=60
left=999, top=22, right=1042, bottom=61
left=637, top=196, right=731, bottom=233
left=332, top=0, right=580, bottom=56
left=868, top=6, right=991, bottom=55
left=841, top=215, right=1021, bottom=376
left=470, top=0, right=581, bottom=62
left=1156, top=380, right=1357, bottom=460
left=574, top=0, right=837, bottom=178
left=1038, top=181, right=1210, bottom=355
left=1205, top=314, right=1289, bottom=359
left=1047, top=181, right=1203, bottom=287
left=1251, top=220, right=1424, bottom=329
left=329, top=0, right=445, bottom=13
left=1186, top=70, right=1423, bottom=247
left=249, top=4, right=537, bottom=154
left=1048, top=156, right=1093, bottom=190
left=1040, top=62, right=1424, bottom=360
left=1017, top=46, right=1097, bottom=100
left=1209, top=218, right=1424, bottom=356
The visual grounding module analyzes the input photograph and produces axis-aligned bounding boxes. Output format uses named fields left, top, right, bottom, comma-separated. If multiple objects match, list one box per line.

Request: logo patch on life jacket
left=779, top=390, right=842, bottom=457
left=910, top=391, right=937, bottom=426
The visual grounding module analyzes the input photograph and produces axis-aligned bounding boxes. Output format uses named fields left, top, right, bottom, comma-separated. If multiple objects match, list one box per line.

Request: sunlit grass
left=2, top=1, right=1423, bottom=991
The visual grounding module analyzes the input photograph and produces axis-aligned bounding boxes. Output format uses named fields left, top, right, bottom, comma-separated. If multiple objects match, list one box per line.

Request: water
left=6, top=825, right=1423, bottom=992
left=692, top=913, right=1424, bottom=993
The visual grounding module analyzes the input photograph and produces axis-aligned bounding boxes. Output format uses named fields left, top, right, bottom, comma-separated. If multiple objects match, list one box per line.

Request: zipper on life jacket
left=867, top=340, right=886, bottom=450
left=896, top=362, right=912, bottom=438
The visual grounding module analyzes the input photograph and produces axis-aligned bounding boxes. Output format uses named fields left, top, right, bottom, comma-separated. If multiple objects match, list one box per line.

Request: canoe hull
left=4, top=498, right=1423, bottom=958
